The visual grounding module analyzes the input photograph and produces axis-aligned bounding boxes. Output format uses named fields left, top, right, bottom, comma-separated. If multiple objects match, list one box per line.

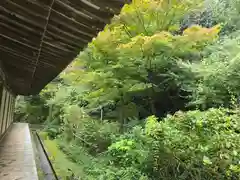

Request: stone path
left=0, top=123, right=38, bottom=180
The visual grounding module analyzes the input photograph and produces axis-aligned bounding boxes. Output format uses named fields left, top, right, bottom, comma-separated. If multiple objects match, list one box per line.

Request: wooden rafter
left=0, top=0, right=130, bottom=95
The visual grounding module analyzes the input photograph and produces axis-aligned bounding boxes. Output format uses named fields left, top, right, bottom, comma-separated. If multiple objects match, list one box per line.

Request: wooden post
left=6, top=94, right=13, bottom=129
left=3, top=91, right=10, bottom=133
left=0, top=85, right=3, bottom=135
left=11, top=96, right=16, bottom=124
left=0, top=88, right=7, bottom=135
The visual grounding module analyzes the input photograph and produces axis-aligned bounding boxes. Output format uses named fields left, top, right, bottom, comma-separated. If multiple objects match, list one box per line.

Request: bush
left=41, top=108, right=240, bottom=180
left=106, top=109, right=240, bottom=180
left=70, top=118, right=121, bottom=155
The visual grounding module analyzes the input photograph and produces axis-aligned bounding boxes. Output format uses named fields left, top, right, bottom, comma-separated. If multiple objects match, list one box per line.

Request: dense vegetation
left=15, top=0, right=240, bottom=179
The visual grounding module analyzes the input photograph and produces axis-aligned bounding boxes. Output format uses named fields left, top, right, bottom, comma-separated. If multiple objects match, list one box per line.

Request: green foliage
left=14, top=0, right=240, bottom=179
left=61, top=0, right=219, bottom=120
left=105, top=109, right=240, bottom=180
left=209, top=0, right=240, bottom=33
left=182, top=0, right=240, bottom=34
left=147, top=109, right=240, bottom=179
left=42, top=108, right=240, bottom=180
left=113, top=0, right=203, bottom=36
left=190, top=32, right=240, bottom=108
left=43, top=139, right=83, bottom=179
left=14, top=96, right=48, bottom=124
left=72, top=118, right=120, bottom=155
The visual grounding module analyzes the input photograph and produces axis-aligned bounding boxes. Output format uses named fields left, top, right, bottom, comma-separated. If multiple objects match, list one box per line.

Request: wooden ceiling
left=0, top=0, right=130, bottom=95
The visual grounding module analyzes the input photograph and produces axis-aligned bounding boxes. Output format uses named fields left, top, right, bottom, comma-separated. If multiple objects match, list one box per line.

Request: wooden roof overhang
left=0, top=0, right=130, bottom=95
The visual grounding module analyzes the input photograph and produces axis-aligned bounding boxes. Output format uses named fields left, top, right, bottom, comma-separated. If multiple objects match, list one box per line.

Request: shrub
left=106, top=109, right=240, bottom=180
left=71, top=118, right=121, bottom=155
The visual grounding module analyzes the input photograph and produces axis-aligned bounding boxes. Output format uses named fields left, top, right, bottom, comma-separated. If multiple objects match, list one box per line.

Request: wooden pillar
left=6, top=94, right=12, bottom=129
left=0, top=85, right=3, bottom=135
left=5, top=93, right=9, bottom=131
left=0, top=88, right=7, bottom=135
left=8, top=94, right=15, bottom=126
left=9, top=95, right=13, bottom=126
left=2, top=90, right=10, bottom=133
left=10, top=96, right=15, bottom=124
left=7, top=95, right=11, bottom=128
